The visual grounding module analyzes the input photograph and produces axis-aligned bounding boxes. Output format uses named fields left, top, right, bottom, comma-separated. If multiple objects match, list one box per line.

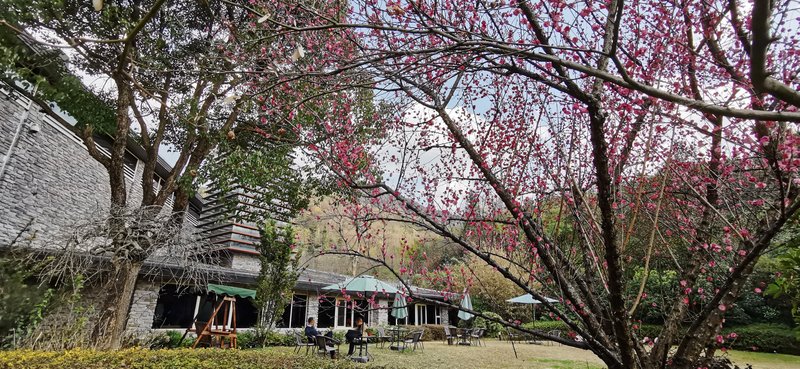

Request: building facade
left=0, top=83, right=454, bottom=338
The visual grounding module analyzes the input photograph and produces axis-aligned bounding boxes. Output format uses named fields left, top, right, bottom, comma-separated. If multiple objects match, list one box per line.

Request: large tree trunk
left=98, top=260, right=142, bottom=350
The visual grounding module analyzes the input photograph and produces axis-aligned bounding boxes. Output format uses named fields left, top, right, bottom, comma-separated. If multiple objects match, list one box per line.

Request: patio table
left=387, top=326, right=410, bottom=351
left=456, top=328, right=472, bottom=346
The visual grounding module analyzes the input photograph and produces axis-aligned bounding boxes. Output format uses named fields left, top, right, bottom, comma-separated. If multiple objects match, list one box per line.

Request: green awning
left=207, top=283, right=256, bottom=299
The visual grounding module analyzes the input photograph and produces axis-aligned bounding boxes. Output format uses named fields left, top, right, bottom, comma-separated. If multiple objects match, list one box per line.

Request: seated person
left=305, top=317, right=334, bottom=338
left=305, top=317, right=335, bottom=356
left=345, top=316, right=366, bottom=356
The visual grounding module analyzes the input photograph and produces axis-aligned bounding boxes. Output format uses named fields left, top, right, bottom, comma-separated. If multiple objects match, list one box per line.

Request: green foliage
left=473, top=312, right=504, bottom=338
left=0, top=348, right=369, bottom=369
left=629, top=323, right=800, bottom=355
left=0, top=257, right=51, bottom=348
left=416, top=325, right=447, bottom=342
left=164, top=331, right=191, bottom=349
left=521, top=320, right=570, bottom=334
left=766, top=247, right=800, bottom=338
left=721, top=324, right=800, bottom=355
left=237, top=330, right=295, bottom=349
left=255, top=221, right=301, bottom=336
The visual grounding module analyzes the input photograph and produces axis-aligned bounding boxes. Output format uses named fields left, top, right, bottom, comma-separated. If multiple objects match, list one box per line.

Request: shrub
left=521, top=320, right=570, bottom=335
left=634, top=324, right=799, bottom=355
left=121, top=331, right=171, bottom=349
left=473, top=312, right=504, bottom=338
left=0, top=348, right=372, bottom=369
left=722, top=324, right=800, bottom=355
left=237, top=329, right=295, bottom=348
left=416, top=325, right=447, bottom=342
left=165, top=330, right=192, bottom=348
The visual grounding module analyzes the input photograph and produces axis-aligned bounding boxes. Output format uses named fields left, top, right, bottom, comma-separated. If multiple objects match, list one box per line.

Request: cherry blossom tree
left=245, top=0, right=799, bottom=367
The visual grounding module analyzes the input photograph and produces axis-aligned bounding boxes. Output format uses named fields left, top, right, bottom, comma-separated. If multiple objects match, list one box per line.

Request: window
left=415, top=304, right=428, bottom=325
left=427, top=305, right=439, bottom=325
left=335, top=298, right=369, bottom=327
left=152, top=284, right=257, bottom=330
left=276, top=294, right=307, bottom=329
left=152, top=285, right=201, bottom=329
left=318, top=297, right=336, bottom=329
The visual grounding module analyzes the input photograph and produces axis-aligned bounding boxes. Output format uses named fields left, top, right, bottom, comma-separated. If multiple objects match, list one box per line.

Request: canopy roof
left=506, top=294, right=559, bottom=304
left=322, top=275, right=399, bottom=294
left=208, top=283, right=256, bottom=299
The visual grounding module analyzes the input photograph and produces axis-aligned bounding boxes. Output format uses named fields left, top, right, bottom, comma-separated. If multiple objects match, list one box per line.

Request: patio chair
left=293, top=330, right=316, bottom=354
left=399, top=330, right=423, bottom=352
left=524, top=330, right=543, bottom=344
left=470, top=328, right=485, bottom=347
left=315, top=335, right=341, bottom=359
left=417, top=329, right=425, bottom=351
left=503, top=327, right=519, bottom=343
left=546, top=330, right=561, bottom=346
left=443, top=326, right=457, bottom=345
left=375, top=327, right=392, bottom=348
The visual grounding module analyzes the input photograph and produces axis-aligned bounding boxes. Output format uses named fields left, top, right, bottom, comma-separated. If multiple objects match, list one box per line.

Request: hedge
left=721, top=324, right=800, bottom=355
left=0, top=348, right=373, bottom=369
left=519, top=321, right=800, bottom=355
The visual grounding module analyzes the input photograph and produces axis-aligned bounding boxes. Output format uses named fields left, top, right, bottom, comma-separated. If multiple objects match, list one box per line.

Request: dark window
left=318, top=297, right=336, bottom=329
left=152, top=285, right=202, bottom=329
left=448, top=308, right=460, bottom=327
left=354, top=299, right=369, bottom=325
left=236, top=298, right=258, bottom=328
left=290, top=295, right=307, bottom=328
left=426, top=305, right=437, bottom=325
left=276, top=294, right=307, bottom=328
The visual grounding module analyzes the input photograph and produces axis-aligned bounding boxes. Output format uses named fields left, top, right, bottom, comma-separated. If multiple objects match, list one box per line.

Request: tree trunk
left=98, top=261, right=142, bottom=350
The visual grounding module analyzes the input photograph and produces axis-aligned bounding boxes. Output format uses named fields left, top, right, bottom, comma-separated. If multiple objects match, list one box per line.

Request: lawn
left=1, top=340, right=798, bottom=369
left=275, top=339, right=800, bottom=369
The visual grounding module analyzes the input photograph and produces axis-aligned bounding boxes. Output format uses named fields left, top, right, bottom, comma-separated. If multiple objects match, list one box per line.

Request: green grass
left=2, top=340, right=798, bottom=369
left=273, top=339, right=800, bottom=369
left=726, top=350, right=800, bottom=369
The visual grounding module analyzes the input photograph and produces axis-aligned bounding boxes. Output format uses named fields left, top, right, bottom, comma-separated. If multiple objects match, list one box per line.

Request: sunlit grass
left=269, top=339, right=800, bottom=369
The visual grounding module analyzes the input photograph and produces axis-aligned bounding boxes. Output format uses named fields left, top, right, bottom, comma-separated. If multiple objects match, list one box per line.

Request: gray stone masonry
left=306, top=293, right=319, bottom=323
left=0, top=93, right=112, bottom=247
left=125, top=280, right=161, bottom=333
left=230, top=253, right=261, bottom=273
left=377, top=299, right=389, bottom=326
left=440, top=305, right=449, bottom=326
left=0, top=90, right=155, bottom=248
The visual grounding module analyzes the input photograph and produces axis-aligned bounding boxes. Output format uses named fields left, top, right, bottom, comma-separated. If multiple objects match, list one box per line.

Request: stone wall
left=305, top=293, right=319, bottom=323
left=440, top=306, right=449, bottom=326
left=230, top=253, right=261, bottom=273
left=377, top=299, right=389, bottom=326
left=0, top=91, right=114, bottom=247
left=125, top=280, right=161, bottom=333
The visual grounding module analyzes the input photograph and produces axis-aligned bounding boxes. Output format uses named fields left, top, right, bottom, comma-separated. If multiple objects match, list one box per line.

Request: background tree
left=247, top=0, right=800, bottom=368
left=0, top=0, right=314, bottom=349
left=254, top=220, right=300, bottom=340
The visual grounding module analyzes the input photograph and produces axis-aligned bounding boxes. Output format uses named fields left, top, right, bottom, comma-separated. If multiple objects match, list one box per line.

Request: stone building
left=0, top=82, right=455, bottom=338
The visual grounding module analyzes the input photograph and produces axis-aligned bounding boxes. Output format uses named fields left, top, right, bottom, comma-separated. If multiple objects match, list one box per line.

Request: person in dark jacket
left=305, top=317, right=335, bottom=357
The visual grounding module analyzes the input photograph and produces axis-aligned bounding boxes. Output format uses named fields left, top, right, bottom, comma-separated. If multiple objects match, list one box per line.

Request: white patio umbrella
left=506, top=294, right=559, bottom=327
left=457, top=291, right=474, bottom=321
